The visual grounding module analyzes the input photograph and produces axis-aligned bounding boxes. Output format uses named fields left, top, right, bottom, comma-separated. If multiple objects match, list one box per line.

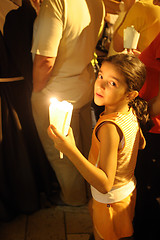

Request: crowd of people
left=0, top=0, right=160, bottom=240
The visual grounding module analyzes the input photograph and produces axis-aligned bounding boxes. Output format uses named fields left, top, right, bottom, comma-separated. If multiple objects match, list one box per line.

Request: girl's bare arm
left=47, top=123, right=119, bottom=193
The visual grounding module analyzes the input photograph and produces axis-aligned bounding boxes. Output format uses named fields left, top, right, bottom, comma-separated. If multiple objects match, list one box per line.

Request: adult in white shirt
left=31, top=0, right=105, bottom=206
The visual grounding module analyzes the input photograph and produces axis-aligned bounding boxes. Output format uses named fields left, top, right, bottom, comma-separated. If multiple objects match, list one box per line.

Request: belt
left=91, top=176, right=136, bottom=204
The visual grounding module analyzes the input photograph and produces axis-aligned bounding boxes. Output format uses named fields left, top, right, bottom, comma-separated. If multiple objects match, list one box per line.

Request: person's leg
left=79, top=102, right=93, bottom=200
left=134, top=132, right=160, bottom=240
left=80, top=102, right=93, bottom=157
left=119, top=237, right=134, bottom=240
left=88, top=199, right=103, bottom=240
left=93, top=227, right=103, bottom=240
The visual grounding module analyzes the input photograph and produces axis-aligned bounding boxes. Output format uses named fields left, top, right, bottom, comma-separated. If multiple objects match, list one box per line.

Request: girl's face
left=94, top=61, right=129, bottom=112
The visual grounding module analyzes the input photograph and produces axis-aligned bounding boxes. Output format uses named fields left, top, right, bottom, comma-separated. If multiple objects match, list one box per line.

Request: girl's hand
left=47, top=125, right=76, bottom=157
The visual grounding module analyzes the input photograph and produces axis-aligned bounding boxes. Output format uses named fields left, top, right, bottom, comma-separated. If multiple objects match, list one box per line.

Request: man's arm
left=112, top=1, right=137, bottom=52
left=112, top=29, right=124, bottom=52
left=112, top=5, right=127, bottom=52
left=103, top=0, right=121, bottom=14
left=32, top=54, right=56, bottom=92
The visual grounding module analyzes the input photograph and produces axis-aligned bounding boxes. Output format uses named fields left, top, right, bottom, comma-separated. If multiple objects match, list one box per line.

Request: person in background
left=112, top=0, right=160, bottom=53
left=107, top=0, right=137, bottom=57
left=0, top=0, right=54, bottom=222
left=103, top=0, right=121, bottom=13
left=0, top=0, right=20, bottom=34
left=47, top=54, right=152, bottom=240
left=96, top=0, right=124, bottom=58
left=130, top=1, right=160, bottom=239
left=31, top=0, right=105, bottom=206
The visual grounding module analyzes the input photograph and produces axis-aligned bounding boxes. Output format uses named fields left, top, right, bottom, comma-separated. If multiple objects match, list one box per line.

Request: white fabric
left=91, top=176, right=136, bottom=204
left=31, top=0, right=105, bottom=109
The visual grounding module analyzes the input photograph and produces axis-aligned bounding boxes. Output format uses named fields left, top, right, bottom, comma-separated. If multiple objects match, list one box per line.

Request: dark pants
left=134, top=132, right=160, bottom=240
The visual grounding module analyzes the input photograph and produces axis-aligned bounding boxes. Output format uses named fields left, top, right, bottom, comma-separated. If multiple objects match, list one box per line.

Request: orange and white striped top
left=88, top=108, right=145, bottom=189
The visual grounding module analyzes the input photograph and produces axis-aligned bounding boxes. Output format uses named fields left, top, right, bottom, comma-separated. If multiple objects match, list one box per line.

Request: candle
left=124, top=25, right=140, bottom=50
left=49, top=98, right=73, bottom=159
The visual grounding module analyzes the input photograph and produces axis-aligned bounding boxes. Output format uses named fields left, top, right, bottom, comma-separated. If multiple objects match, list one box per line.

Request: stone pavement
left=0, top=204, right=93, bottom=240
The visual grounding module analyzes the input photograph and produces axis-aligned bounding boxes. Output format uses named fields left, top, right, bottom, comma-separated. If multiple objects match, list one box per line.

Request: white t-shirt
left=31, top=0, right=105, bottom=108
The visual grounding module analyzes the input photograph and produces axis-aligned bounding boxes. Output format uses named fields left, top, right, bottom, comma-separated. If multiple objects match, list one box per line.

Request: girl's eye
left=98, top=73, right=103, bottom=79
left=110, top=81, right=116, bottom=86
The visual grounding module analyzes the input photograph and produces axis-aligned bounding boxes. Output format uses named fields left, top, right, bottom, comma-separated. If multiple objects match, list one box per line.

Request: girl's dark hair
left=102, top=53, right=153, bottom=131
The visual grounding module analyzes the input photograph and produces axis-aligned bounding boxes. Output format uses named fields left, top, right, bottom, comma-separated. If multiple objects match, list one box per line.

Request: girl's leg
left=93, top=227, right=103, bottom=240
left=119, top=236, right=134, bottom=240
left=88, top=199, right=103, bottom=240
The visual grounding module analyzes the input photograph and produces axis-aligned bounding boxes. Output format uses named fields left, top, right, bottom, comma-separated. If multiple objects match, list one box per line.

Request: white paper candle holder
left=124, top=25, right=140, bottom=50
left=49, top=98, right=73, bottom=159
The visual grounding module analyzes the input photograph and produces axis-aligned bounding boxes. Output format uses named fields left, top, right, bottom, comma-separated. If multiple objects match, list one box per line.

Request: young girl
left=47, top=54, right=150, bottom=240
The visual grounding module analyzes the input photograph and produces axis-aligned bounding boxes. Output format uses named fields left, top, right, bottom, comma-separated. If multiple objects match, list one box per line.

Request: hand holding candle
left=47, top=125, right=76, bottom=159
left=49, top=98, right=73, bottom=158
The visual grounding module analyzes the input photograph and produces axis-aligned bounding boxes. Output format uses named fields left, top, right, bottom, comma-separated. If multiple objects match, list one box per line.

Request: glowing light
left=49, top=98, right=73, bottom=159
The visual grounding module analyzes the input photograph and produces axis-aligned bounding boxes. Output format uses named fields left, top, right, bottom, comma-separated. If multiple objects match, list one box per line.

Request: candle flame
left=50, top=97, right=59, bottom=104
